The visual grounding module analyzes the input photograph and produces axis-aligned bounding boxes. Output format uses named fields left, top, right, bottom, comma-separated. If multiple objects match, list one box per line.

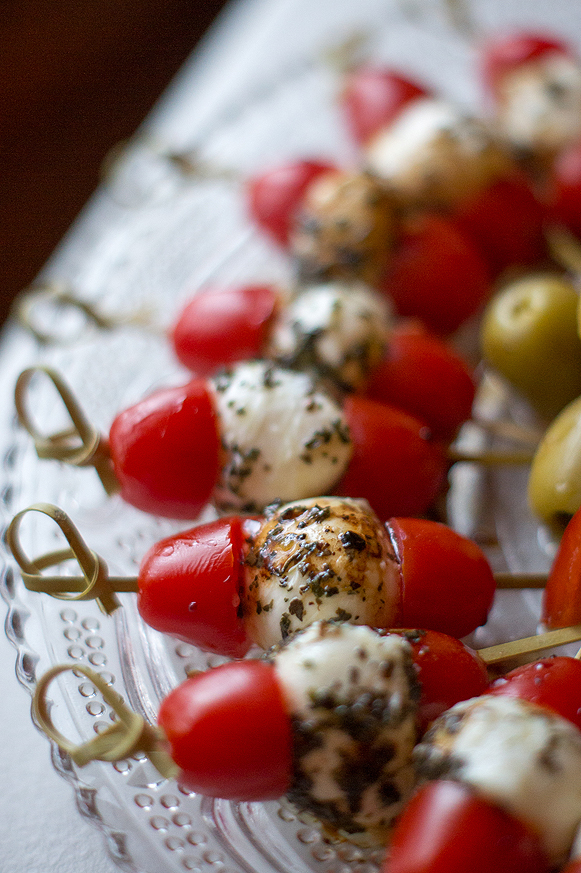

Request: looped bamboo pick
left=33, top=664, right=178, bottom=778
left=14, top=366, right=119, bottom=495
left=5, top=503, right=136, bottom=614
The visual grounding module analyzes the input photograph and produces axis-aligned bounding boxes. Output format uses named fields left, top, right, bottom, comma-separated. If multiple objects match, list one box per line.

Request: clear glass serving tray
left=1, top=1, right=580, bottom=870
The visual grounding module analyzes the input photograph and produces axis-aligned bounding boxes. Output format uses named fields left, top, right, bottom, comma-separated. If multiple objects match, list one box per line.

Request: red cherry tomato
left=396, top=629, right=489, bottom=733
left=489, top=656, right=581, bottom=731
left=157, top=660, right=292, bottom=800
left=548, top=140, right=581, bottom=238
left=109, top=379, right=220, bottom=519
left=561, top=858, right=581, bottom=873
left=456, top=176, right=547, bottom=275
left=386, top=780, right=550, bottom=873
left=381, top=213, right=491, bottom=335
left=387, top=518, right=496, bottom=640
left=137, top=516, right=252, bottom=658
left=366, top=322, right=476, bottom=441
left=171, top=284, right=278, bottom=376
left=340, top=66, right=430, bottom=146
left=480, top=32, right=572, bottom=96
left=247, top=159, right=336, bottom=246
left=336, top=395, right=447, bottom=522
left=541, top=507, right=581, bottom=630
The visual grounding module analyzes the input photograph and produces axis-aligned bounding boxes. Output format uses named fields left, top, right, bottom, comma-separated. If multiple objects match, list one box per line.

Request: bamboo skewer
left=478, top=625, right=581, bottom=666
left=14, top=365, right=541, bottom=505
left=7, top=504, right=579, bottom=673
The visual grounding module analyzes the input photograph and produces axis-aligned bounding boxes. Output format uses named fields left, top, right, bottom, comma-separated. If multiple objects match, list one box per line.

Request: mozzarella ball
left=415, top=694, right=581, bottom=865
left=290, top=170, right=396, bottom=286
left=272, top=621, right=420, bottom=845
left=242, top=496, right=400, bottom=649
left=494, top=53, right=581, bottom=161
left=365, top=97, right=513, bottom=209
left=267, top=280, right=392, bottom=390
left=210, top=362, right=352, bottom=513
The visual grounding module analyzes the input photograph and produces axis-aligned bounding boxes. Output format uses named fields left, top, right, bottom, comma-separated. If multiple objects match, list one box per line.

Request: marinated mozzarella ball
left=494, top=53, right=581, bottom=163
left=268, top=280, right=392, bottom=390
left=210, top=362, right=352, bottom=513
left=272, top=621, right=420, bottom=845
left=415, top=695, right=581, bottom=866
left=365, top=97, right=513, bottom=209
left=290, top=170, right=396, bottom=286
left=242, top=496, right=400, bottom=649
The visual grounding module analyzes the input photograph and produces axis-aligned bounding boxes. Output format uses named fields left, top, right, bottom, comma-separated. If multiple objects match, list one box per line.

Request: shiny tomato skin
left=395, top=629, right=488, bottom=733
left=366, top=322, right=476, bottom=441
left=386, top=780, right=550, bottom=873
left=109, top=379, right=220, bottom=519
left=381, top=214, right=491, bottom=335
left=549, top=141, right=581, bottom=239
left=456, top=177, right=547, bottom=276
left=489, top=657, right=581, bottom=731
left=137, top=516, right=251, bottom=658
left=158, top=660, right=292, bottom=800
left=387, top=517, right=496, bottom=640
left=480, top=32, right=572, bottom=95
left=341, top=66, right=429, bottom=145
left=542, top=508, right=581, bottom=629
left=247, top=159, right=336, bottom=246
left=171, top=284, right=278, bottom=376
left=336, top=395, right=447, bottom=522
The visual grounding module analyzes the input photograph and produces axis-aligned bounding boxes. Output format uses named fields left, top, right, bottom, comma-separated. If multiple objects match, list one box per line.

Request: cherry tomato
left=548, top=139, right=581, bottom=238
left=561, top=858, right=581, bottom=873
left=489, top=656, right=581, bottom=731
left=396, top=629, right=489, bottom=733
left=381, top=213, right=491, bottom=335
left=366, top=322, right=476, bottom=441
left=171, top=284, right=278, bottom=376
left=109, top=379, right=220, bottom=519
left=456, top=176, right=547, bottom=275
left=340, top=66, right=430, bottom=146
left=336, top=395, right=448, bottom=521
left=247, top=159, right=336, bottom=246
left=386, top=780, right=550, bottom=873
left=480, top=32, right=572, bottom=96
left=137, top=516, right=251, bottom=658
left=157, top=660, right=292, bottom=800
left=387, top=518, right=496, bottom=640
left=542, top=507, right=581, bottom=629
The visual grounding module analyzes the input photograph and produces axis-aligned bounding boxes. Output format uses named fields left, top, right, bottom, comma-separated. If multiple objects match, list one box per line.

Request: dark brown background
left=0, top=0, right=229, bottom=327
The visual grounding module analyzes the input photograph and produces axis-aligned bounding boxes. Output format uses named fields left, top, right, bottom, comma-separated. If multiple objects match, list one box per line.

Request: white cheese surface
left=268, top=280, right=392, bottom=390
left=416, top=694, right=581, bottom=865
left=365, top=97, right=511, bottom=207
left=496, top=53, right=581, bottom=156
left=272, top=621, right=419, bottom=845
left=210, top=361, right=352, bottom=512
left=243, top=496, right=400, bottom=649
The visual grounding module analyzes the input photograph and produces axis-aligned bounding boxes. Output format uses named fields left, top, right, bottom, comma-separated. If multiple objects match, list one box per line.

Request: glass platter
left=1, top=0, right=581, bottom=870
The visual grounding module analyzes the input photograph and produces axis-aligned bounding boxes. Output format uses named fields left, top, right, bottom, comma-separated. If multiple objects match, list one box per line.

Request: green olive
left=528, top=394, right=581, bottom=528
left=481, top=273, right=581, bottom=421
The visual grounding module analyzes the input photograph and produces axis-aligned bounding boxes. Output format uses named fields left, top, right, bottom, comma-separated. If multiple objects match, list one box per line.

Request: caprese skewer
left=7, top=496, right=497, bottom=656
left=27, top=621, right=491, bottom=847
left=32, top=621, right=581, bottom=855
left=14, top=362, right=449, bottom=521
left=171, top=280, right=477, bottom=440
